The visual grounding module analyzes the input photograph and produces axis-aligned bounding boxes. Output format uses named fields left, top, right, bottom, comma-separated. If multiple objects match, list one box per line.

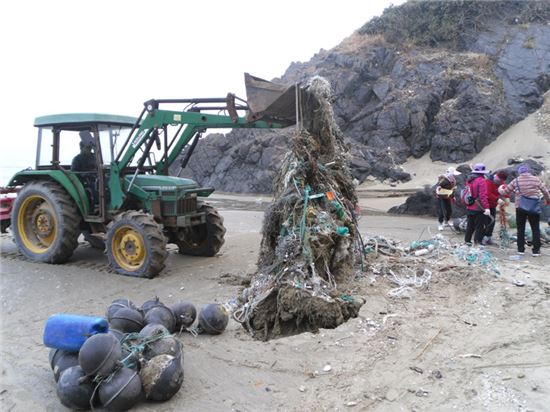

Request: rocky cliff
left=176, top=1, right=550, bottom=193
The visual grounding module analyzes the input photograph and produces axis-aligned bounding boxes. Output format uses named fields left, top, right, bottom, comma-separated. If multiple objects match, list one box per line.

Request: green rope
left=340, top=294, right=355, bottom=302
left=119, top=330, right=172, bottom=368
left=299, top=186, right=311, bottom=242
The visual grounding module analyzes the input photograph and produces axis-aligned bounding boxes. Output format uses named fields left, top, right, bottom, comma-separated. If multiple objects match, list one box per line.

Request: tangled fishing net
left=234, top=77, right=364, bottom=340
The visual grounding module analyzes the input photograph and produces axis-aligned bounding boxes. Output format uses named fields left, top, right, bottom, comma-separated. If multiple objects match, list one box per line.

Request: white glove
left=483, top=209, right=491, bottom=216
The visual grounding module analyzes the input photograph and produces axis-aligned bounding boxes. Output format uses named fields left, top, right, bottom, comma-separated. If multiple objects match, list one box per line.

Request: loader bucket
left=245, top=73, right=296, bottom=126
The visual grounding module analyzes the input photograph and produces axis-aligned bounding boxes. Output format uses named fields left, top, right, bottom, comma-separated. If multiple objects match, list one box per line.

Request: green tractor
left=7, top=74, right=296, bottom=278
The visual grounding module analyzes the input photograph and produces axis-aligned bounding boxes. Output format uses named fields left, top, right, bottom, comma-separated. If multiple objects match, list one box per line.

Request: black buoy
left=49, top=348, right=80, bottom=382
left=56, top=365, right=96, bottom=410
left=140, top=297, right=164, bottom=314
left=139, top=323, right=169, bottom=340
left=99, top=367, right=143, bottom=411
left=144, top=305, right=176, bottom=333
left=79, top=333, right=121, bottom=377
left=198, top=304, right=229, bottom=335
left=140, top=353, right=184, bottom=401
left=170, top=301, right=197, bottom=331
left=106, top=299, right=137, bottom=321
left=108, top=329, right=126, bottom=343
left=143, top=334, right=181, bottom=361
left=109, top=308, right=144, bottom=333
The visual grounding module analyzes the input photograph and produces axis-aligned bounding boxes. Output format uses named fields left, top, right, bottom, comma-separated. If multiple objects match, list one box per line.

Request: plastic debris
left=388, top=268, right=432, bottom=299
left=453, top=245, right=500, bottom=276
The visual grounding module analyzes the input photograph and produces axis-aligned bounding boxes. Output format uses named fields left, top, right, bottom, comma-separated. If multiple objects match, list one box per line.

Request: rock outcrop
left=177, top=1, right=550, bottom=193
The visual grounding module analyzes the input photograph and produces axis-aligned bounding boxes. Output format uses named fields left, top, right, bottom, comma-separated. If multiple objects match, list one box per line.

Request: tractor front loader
left=7, top=74, right=296, bottom=278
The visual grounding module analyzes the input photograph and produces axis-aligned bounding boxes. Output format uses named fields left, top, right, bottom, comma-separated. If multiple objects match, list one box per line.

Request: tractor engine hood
left=124, top=175, right=198, bottom=191
left=124, top=174, right=215, bottom=198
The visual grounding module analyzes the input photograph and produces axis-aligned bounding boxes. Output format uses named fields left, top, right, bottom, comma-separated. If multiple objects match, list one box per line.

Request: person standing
left=435, top=167, right=460, bottom=231
left=464, top=163, right=491, bottom=246
left=483, top=170, right=508, bottom=245
left=499, top=164, right=550, bottom=257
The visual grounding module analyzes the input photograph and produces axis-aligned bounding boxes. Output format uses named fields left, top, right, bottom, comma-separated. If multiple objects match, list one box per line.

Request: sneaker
left=532, top=252, right=541, bottom=257
left=465, top=242, right=473, bottom=247
left=518, top=251, right=525, bottom=255
left=438, top=224, right=444, bottom=231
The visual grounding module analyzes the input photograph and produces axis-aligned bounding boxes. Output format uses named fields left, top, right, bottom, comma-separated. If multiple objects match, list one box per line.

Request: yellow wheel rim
left=17, top=195, right=58, bottom=254
left=111, top=225, right=147, bottom=271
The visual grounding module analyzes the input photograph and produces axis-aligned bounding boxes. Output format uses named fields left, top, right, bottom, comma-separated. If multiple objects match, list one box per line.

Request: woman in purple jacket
left=464, top=163, right=491, bottom=246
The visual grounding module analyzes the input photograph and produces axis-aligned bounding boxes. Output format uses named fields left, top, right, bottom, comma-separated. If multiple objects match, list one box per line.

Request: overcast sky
left=0, top=0, right=404, bottom=184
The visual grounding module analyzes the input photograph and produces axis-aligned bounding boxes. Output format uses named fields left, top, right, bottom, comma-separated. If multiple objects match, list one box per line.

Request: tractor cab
left=32, top=114, right=138, bottom=217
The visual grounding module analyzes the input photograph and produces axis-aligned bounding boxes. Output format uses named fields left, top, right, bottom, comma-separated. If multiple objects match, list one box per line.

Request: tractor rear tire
left=106, top=211, right=167, bottom=278
left=11, top=181, right=80, bottom=263
left=176, top=202, right=226, bottom=257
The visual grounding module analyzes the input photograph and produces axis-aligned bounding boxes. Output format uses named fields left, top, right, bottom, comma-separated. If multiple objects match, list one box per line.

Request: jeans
left=465, top=211, right=487, bottom=244
left=516, top=208, right=541, bottom=253
left=437, top=198, right=452, bottom=223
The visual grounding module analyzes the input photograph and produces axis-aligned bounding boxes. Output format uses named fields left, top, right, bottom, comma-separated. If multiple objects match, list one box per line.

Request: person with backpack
left=463, top=163, right=491, bottom=246
left=435, top=166, right=460, bottom=231
left=483, top=170, right=509, bottom=245
left=498, top=163, right=550, bottom=257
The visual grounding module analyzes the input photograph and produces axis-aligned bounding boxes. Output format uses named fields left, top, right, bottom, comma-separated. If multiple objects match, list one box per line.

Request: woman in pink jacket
left=464, top=163, right=491, bottom=246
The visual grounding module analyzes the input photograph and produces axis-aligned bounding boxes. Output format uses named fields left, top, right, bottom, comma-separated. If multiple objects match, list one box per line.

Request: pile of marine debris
left=234, top=77, right=364, bottom=340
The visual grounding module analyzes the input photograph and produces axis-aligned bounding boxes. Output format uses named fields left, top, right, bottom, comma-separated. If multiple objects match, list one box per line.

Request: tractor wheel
left=106, top=211, right=167, bottom=278
left=11, top=181, right=80, bottom=263
left=176, top=202, right=226, bottom=256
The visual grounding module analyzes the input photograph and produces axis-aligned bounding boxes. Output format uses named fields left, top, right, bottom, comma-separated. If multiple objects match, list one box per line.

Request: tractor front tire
left=176, top=203, right=226, bottom=257
left=11, top=181, right=80, bottom=263
left=106, top=211, right=167, bottom=278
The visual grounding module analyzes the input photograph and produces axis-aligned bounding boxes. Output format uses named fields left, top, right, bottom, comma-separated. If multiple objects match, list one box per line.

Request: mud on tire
left=106, top=210, right=167, bottom=278
left=11, top=181, right=81, bottom=263
left=176, top=202, right=226, bottom=257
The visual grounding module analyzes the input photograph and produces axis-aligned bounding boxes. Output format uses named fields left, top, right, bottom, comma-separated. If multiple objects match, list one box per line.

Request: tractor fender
left=8, top=170, right=90, bottom=217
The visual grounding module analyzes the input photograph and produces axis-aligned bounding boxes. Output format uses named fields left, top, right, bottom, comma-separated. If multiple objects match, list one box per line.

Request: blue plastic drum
left=43, top=314, right=109, bottom=351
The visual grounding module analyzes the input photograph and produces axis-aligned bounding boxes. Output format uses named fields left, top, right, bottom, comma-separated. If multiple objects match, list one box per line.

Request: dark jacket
left=71, top=152, right=96, bottom=172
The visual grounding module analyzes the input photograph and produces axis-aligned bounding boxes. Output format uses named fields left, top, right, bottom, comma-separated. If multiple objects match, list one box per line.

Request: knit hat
left=495, top=170, right=509, bottom=181
left=472, top=163, right=487, bottom=174
left=79, top=131, right=94, bottom=148
left=517, top=164, right=530, bottom=174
